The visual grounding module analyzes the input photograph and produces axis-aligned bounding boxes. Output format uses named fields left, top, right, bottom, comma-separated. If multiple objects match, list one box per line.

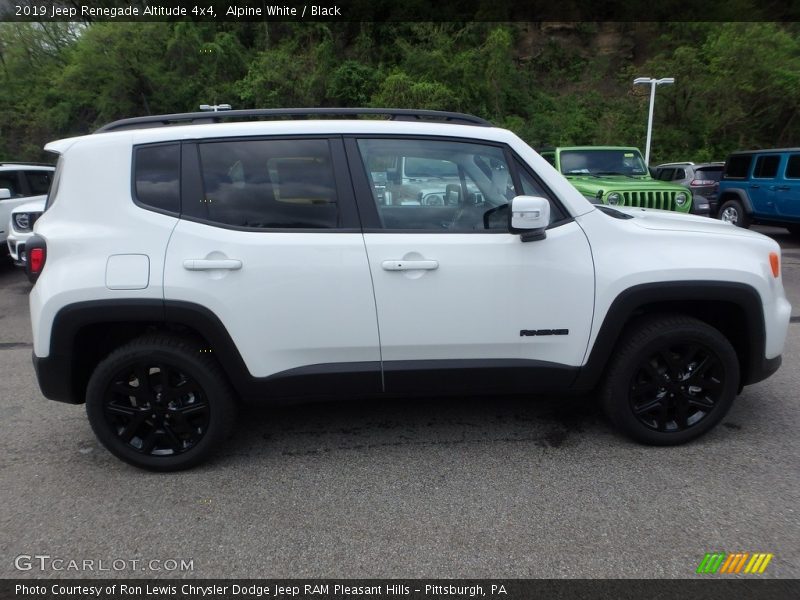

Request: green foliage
left=1, top=20, right=798, bottom=165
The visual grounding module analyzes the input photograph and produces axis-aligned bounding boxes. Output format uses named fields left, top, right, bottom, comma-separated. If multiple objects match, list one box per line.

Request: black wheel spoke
left=118, top=411, right=148, bottom=442
left=633, top=398, right=662, bottom=416
left=135, top=366, right=152, bottom=396
left=158, top=364, right=170, bottom=390
left=675, top=393, right=689, bottom=429
left=162, top=424, right=184, bottom=453
left=658, top=350, right=682, bottom=379
left=140, top=429, right=159, bottom=454
left=686, top=393, right=715, bottom=410
left=631, top=381, right=660, bottom=396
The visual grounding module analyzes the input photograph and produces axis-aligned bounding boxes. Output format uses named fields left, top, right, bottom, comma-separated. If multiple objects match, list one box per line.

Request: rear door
left=345, top=136, right=595, bottom=394
left=776, top=153, right=800, bottom=219
left=164, top=136, right=381, bottom=394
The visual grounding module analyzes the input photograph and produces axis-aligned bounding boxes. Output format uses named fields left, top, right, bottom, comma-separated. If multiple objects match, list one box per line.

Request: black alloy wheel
left=103, top=362, right=210, bottom=456
left=86, top=334, right=236, bottom=471
left=602, top=315, right=739, bottom=445
left=629, top=342, right=723, bottom=433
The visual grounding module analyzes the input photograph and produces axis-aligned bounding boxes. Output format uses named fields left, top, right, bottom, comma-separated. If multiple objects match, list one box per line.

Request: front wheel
left=601, top=315, right=739, bottom=445
left=85, top=334, right=237, bottom=471
left=718, top=199, right=751, bottom=228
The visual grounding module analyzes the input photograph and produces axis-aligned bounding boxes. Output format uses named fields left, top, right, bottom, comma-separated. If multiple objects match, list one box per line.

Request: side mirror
left=0, top=188, right=11, bottom=200
left=509, top=195, right=550, bottom=242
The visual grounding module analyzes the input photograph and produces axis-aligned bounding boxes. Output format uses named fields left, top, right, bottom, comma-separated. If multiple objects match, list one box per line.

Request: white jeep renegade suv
left=26, top=108, right=792, bottom=471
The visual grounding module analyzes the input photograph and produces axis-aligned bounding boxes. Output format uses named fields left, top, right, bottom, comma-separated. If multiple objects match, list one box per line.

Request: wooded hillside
left=1, top=21, right=798, bottom=163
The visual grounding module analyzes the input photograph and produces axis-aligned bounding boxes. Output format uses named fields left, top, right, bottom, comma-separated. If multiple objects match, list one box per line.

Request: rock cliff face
left=514, top=22, right=646, bottom=63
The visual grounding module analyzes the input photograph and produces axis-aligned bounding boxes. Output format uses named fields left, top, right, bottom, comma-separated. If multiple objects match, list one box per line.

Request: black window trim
left=131, top=141, right=182, bottom=218
left=179, top=134, right=361, bottom=233
left=723, top=154, right=753, bottom=180
left=343, top=134, right=572, bottom=234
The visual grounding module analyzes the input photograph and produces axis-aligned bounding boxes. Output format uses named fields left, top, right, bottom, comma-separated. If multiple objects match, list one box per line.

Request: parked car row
left=1, top=162, right=53, bottom=266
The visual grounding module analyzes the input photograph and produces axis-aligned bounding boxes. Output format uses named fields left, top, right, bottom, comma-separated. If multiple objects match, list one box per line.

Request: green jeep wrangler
left=541, top=146, right=693, bottom=214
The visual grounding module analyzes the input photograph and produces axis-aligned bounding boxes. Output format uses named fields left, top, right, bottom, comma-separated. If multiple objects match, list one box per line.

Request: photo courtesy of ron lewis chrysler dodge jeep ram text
left=24, top=108, right=791, bottom=470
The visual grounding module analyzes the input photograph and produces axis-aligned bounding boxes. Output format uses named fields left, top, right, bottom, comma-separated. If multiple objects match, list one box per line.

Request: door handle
left=750, top=184, right=760, bottom=189
left=381, top=259, right=439, bottom=271
left=183, top=259, right=242, bottom=271
left=776, top=186, right=790, bottom=191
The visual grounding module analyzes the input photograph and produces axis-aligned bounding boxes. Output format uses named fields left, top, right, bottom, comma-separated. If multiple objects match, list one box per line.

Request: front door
left=346, top=136, right=595, bottom=394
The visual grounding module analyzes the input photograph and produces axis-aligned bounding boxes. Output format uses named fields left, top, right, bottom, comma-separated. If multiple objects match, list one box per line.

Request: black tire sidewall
left=86, top=341, right=234, bottom=471
left=604, top=321, right=739, bottom=446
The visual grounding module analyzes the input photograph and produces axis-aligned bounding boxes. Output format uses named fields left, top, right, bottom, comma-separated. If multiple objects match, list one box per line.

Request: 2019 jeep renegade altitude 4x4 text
left=27, top=109, right=791, bottom=471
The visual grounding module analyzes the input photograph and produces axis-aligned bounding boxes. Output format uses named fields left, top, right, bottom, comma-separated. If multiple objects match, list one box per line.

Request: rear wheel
left=602, top=315, right=739, bottom=446
left=85, top=334, right=237, bottom=471
left=718, top=199, right=751, bottom=228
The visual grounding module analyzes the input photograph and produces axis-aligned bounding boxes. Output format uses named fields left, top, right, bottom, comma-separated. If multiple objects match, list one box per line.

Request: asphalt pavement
left=1, top=225, right=798, bottom=579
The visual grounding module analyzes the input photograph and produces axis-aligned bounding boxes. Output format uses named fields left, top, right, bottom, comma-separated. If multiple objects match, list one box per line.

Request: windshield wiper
left=594, top=171, right=638, bottom=179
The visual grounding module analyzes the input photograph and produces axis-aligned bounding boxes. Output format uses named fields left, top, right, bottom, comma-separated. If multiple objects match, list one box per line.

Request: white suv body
left=26, top=109, right=792, bottom=470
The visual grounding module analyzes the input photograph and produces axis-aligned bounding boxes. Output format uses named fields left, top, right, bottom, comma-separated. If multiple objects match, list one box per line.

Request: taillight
left=690, top=179, right=716, bottom=186
left=30, top=247, right=45, bottom=274
left=25, top=234, right=47, bottom=283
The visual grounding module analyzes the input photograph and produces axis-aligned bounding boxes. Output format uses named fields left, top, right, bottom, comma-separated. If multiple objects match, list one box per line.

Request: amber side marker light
left=769, top=252, right=780, bottom=278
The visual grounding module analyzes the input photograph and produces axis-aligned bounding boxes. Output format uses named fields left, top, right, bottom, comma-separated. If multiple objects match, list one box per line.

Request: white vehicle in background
left=0, top=163, right=54, bottom=261
left=7, top=198, right=46, bottom=265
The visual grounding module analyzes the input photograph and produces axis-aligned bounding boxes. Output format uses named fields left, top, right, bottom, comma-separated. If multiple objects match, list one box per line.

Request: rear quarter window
left=134, top=143, right=181, bottom=214
left=785, top=155, right=800, bottom=179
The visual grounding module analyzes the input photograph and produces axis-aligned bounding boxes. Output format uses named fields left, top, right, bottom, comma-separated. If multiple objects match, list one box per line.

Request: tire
left=601, top=314, right=739, bottom=446
left=718, top=199, right=751, bottom=228
left=786, top=224, right=800, bottom=237
left=85, top=334, right=237, bottom=471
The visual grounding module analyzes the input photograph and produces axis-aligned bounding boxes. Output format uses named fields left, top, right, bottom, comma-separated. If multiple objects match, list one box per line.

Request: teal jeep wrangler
left=541, top=146, right=693, bottom=214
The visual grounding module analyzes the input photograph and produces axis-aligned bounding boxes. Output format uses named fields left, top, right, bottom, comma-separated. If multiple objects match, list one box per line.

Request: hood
left=611, top=206, right=767, bottom=239
left=566, top=175, right=688, bottom=194
left=11, top=197, right=46, bottom=214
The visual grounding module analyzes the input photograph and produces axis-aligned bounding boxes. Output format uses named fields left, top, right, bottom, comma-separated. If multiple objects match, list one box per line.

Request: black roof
left=727, top=148, right=800, bottom=155
left=95, top=108, right=493, bottom=133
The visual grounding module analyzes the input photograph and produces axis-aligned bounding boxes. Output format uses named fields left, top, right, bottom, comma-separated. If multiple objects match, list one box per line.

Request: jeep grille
left=621, top=191, right=676, bottom=210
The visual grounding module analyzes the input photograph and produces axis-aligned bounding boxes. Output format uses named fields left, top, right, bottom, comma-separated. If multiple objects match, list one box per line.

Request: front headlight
left=606, top=192, right=621, bottom=206
left=13, top=213, right=30, bottom=231
left=675, top=192, right=688, bottom=206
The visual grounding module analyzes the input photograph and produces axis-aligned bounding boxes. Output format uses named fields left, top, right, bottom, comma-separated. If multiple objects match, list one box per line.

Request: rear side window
left=723, top=155, right=752, bottom=179
left=198, top=139, right=338, bottom=229
left=24, top=171, right=53, bottom=195
left=753, top=155, right=780, bottom=179
left=785, top=155, right=800, bottom=179
left=134, top=144, right=180, bottom=213
left=696, top=166, right=723, bottom=181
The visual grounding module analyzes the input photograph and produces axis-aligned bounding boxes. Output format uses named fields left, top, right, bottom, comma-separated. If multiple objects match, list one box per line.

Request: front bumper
left=7, top=229, right=33, bottom=266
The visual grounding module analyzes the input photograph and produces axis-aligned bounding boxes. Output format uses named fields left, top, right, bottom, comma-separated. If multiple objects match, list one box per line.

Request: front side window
left=198, top=139, right=338, bottom=229
left=753, top=155, right=780, bottom=179
left=357, top=138, right=516, bottom=231
left=134, top=144, right=180, bottom=213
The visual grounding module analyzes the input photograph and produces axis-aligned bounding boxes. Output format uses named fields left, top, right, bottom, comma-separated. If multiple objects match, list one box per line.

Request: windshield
left=560, top=149, right=648, bottom=176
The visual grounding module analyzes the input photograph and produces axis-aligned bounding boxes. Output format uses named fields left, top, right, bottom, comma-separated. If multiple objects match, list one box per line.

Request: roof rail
left=95, top=108, right=493, bottom=133
left=0, top=162, right=55, bottom=167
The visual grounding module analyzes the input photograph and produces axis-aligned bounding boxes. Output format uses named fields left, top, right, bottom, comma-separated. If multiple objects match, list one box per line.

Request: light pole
left=633, top=77, right=674, bottom=166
